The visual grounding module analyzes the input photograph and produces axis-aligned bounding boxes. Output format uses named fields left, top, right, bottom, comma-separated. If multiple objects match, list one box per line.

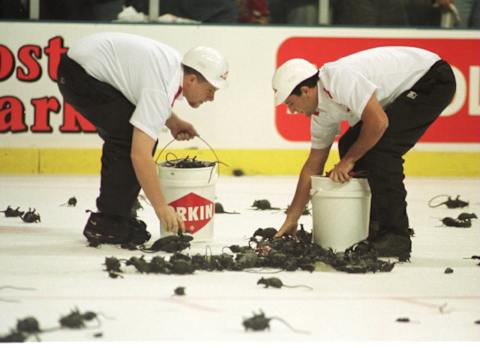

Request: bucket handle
left=154, top=136, right=220, bottom=184
left=154, top=135, right=220, bottom=164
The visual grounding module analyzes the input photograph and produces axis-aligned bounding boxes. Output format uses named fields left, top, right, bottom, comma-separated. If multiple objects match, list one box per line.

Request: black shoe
left=127, top=217, right=151, bottom=245
left=345, top=239, right=375, bottom=255
left=83, top=212, right=130, bottom=244
left=371, top=233, right=411, bottom=261
left=83, top=212, right=151, bottom=245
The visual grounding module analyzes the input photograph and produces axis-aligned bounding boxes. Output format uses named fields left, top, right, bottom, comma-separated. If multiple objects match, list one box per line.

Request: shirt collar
left=315, top=79, right=336, bottom=115
left=171, top=67, right=184, bottom=106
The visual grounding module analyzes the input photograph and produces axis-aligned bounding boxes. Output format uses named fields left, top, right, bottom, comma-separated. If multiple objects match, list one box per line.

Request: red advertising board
left=276, top=37, right=480, bottom=143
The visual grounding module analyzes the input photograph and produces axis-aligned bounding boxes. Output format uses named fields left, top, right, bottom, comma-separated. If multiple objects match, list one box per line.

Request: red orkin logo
left=169, top=192, right=214, bottom=234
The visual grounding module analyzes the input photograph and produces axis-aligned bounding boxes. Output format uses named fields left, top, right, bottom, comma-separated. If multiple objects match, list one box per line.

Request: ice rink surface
left=0, top=175, right=479, bottom=345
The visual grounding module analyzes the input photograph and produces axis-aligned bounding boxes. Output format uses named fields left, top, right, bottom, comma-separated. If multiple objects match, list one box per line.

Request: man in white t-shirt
left=272, top=46, right=456, bottom=260
left=57, top=32, right=229, bottom=245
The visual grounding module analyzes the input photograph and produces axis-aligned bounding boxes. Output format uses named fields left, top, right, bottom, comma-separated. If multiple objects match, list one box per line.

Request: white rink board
left=0, top=22, right=479, bottom=151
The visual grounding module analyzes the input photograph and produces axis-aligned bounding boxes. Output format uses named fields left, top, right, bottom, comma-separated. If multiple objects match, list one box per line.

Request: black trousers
left=338, top=60, right=456, bottom=238
left=57, top=54, right=157, bottom=218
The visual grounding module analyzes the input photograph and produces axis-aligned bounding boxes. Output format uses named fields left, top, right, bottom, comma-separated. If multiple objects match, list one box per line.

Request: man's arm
left=329, top=94, right=389, bottom=182
left=275, top=147, right=331, bottom=238
left=131, top=126, right=185, bottom=233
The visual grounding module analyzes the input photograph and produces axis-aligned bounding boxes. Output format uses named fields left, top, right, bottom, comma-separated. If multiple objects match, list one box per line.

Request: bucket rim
left=158, top=162, right=219, bottom=171
left=310, top=175, right=371, bottom=190
left=158, top=162, right=218, bottom=184
left=155, top=137, right=220, bottom=165
left=310, top=175, right=369, bottom=182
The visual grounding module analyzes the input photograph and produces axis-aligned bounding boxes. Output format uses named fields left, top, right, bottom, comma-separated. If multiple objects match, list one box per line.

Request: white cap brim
left=208, top=77, right=228, bottom=89
left=274, top=89, right=290, bottom=106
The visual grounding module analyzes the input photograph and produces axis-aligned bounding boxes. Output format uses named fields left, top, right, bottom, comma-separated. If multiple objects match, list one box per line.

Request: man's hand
left=329, top=158, right=355, bottom=183
left=156, top=204, right=185, bottom=234
left=171, top=119, right=198, bottom=141
left=274, top=219, right=298, bottom=239
left=165, top=113, right=199, bottom=141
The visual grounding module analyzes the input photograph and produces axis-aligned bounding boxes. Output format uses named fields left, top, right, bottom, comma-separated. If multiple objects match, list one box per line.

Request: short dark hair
left=290, top=73, right=319, bottom=96
left=182, top=64, right=207, bottom=83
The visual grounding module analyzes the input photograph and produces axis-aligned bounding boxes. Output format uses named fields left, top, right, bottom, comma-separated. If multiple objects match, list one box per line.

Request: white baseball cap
left=272, top=58, right=318, bottom=106
left=182, top=46, right=229, bottom=89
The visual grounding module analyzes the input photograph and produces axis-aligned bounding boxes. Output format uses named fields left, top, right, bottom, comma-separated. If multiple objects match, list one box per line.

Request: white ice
left=0, top=175, right=479, bottom=343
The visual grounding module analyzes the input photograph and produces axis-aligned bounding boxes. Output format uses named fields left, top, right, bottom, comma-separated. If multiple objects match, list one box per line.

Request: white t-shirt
left=311, top=46, right=440, bottom=149
left=68, top=32, right=183, bottom=141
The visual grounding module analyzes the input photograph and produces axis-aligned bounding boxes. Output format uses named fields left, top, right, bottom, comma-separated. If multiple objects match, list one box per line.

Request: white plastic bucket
left=157, top=163, right=218, bottom=242
left=310, top=176, right=371, bottom=251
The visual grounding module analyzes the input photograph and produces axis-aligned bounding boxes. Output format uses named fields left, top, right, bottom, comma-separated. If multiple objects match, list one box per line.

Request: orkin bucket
left=310, top=176, right=371, bottom=251
left=156, top=137, right=219, bottom=242
left=158, top=164, right=217, bottom=242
